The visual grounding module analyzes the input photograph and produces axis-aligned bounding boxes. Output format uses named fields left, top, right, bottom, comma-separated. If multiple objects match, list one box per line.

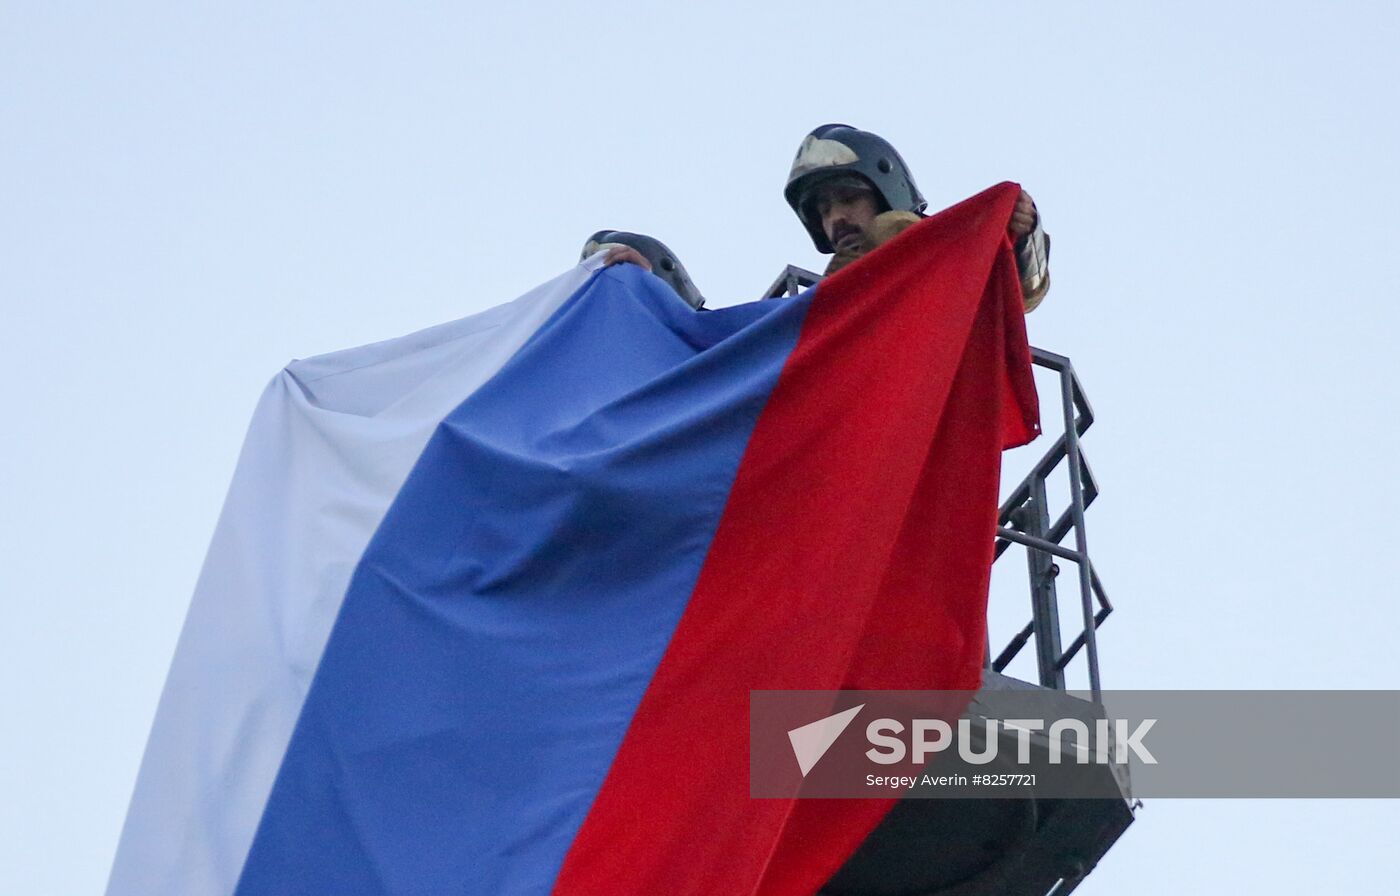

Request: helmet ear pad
left=785, top=124, right=926, bottom=254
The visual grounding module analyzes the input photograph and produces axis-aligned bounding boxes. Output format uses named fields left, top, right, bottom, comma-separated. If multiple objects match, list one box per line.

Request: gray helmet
left=580, top=230, right=705, bottom=310
left=784, top=123, right=926, bottom=253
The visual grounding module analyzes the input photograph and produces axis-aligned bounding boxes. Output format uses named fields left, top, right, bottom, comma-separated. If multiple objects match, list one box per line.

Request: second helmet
left=580, top=230, right=706, bottom=310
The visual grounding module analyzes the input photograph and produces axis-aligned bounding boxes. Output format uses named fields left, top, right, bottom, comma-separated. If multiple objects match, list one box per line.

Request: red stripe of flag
left=554, top=182, right=1039, bottom=896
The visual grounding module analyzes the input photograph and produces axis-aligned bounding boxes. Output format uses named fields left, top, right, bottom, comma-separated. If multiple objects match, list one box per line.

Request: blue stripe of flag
left=235, top=266, right=811, bottom=894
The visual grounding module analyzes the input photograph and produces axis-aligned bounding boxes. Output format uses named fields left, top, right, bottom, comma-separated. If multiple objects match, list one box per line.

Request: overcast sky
left=3, top=2, right=1397, bottom=893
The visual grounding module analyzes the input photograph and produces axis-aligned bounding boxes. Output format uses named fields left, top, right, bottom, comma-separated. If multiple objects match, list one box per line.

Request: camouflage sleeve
left=1015, top=216, right=1051, bottom=313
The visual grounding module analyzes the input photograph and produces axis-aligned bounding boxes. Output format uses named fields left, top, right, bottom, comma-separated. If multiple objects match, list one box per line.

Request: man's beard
left=831, top=225, right=864, bottom=253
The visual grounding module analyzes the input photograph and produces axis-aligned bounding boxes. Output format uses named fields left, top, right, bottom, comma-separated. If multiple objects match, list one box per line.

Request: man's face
left=811, top=180, right=881, bottom=254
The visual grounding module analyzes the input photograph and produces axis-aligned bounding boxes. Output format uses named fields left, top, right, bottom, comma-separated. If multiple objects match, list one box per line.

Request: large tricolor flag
left=107, top=182, right=1039, bottom=896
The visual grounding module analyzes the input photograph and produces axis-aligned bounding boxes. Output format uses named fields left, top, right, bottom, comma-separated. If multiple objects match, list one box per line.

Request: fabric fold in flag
left=106, top=181, right=1039, bottom=896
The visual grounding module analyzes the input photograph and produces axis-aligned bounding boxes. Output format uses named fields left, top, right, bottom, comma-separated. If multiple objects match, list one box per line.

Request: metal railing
left=761, top=266, right=1112, bottom=702
left=990, top=348, right=1111, bottom=702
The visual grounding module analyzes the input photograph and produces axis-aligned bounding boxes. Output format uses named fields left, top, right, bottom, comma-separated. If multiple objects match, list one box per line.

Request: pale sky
left=3, top=2, right=1397, bottom=893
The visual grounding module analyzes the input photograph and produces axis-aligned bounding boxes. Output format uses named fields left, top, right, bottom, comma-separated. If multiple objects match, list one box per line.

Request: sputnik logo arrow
left=787, top=704, right=865, bottom=777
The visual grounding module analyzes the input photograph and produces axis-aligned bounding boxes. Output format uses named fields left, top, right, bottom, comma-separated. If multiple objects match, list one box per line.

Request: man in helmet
left=785, top=124, right=1050, bottom=311
left=581, top=230, right=706, bottom=310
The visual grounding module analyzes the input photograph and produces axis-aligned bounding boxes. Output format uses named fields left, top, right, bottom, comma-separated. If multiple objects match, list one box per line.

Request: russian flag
left=107, top=182, right=1039, bottom=896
